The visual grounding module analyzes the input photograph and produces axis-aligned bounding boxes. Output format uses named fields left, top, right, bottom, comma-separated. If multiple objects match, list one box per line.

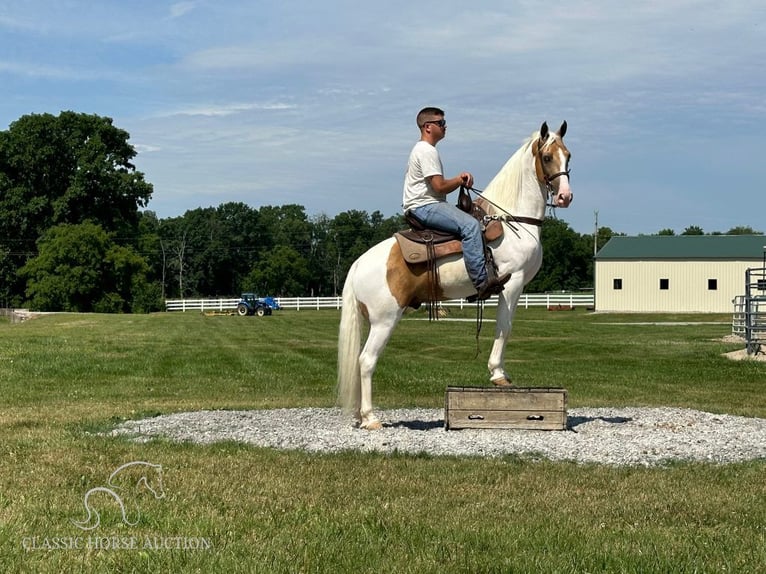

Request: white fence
left=165, top=293, right=594, bottom=312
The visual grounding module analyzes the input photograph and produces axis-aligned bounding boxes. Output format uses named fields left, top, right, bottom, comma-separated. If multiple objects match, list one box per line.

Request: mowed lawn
left=0, top=308, right=764, bottom=573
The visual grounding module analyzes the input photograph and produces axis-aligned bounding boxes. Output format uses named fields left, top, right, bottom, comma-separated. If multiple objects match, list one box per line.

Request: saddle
left=394, top=190, right=503, bottom=264
left=394, top=189, right=505, bottom=315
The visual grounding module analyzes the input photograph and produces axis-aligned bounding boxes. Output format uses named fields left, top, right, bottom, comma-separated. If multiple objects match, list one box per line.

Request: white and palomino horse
left=338, top=121, right=573, bottom=429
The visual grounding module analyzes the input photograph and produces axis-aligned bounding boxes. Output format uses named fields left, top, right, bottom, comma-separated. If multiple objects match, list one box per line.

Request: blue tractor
left=260, top=296, right=282, bottom=310
left=236, top=293, right=273, bottom=317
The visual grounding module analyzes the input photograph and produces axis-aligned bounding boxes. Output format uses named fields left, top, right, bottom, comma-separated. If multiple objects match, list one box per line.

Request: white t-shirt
left=402, top=140, right=444, bottom=212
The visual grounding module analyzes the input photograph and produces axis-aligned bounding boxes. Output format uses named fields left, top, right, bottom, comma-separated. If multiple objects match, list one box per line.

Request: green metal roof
left=596, top=235, right=766, bottom=260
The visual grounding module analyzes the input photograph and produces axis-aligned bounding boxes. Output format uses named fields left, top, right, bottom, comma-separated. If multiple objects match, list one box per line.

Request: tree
left=136, top=210, right=165, bottom=298
left=153, top=203, right=266, bottom=298
left=726, top=226, right=762, bottom=235
left=19, top=222, right=151, bottom=312
left=0, top=111, right=153, bottom=304
left=330, top=210, right=384, bottom=290
left=307, top=213, right=335, bottom=296
left=681, top=225, right=704, bottom=235
left=595, top=226, right=621, bottom=253
left=215, top=202, right=262, bottom=293
left=0, top=111, right=152, bottom=236
left=244, top=245, right=310, bottom=296
left=256, top=204, right=313, bottom=257
left=525, top=218, right=592, bottom=292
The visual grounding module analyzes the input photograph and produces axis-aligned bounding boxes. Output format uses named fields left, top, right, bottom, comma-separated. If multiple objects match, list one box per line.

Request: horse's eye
left=543, top=155, right=552, bottom=163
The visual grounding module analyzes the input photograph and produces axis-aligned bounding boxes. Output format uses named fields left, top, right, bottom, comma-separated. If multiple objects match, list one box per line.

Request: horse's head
left=138, top=463, right=166, bottom=500
left=535, top=121, right=572, bottom=208
left=109, top=461, right=166, bottom=500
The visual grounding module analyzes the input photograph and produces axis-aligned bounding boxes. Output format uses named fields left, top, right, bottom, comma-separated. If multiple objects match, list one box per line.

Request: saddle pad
left=394, top=233, right=463, bottom=263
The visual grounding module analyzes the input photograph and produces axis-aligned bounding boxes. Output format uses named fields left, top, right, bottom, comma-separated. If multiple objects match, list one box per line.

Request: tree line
left=0, top=112, right=760, bottom=312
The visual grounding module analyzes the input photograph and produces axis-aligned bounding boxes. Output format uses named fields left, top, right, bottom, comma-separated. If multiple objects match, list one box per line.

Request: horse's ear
left=540, top=122, right=549, bottom=140
left=558, top=121, right=567, bottom=138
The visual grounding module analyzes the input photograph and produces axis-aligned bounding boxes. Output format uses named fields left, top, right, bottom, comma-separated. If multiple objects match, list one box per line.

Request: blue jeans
left=408, top=202, right=487, bottom=287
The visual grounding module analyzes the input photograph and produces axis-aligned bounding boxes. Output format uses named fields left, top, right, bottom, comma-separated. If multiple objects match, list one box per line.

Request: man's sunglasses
left=422, top=119, right=446, bottom=128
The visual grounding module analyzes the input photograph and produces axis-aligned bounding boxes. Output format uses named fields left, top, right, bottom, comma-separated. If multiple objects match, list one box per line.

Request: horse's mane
left=482, top=131, right=539, bottom=211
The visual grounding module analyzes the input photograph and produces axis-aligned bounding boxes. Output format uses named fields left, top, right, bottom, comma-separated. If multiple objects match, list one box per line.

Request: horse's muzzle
left=554, top=177, right=573, bottom=207
left=556, top=190, right=573, bottom=207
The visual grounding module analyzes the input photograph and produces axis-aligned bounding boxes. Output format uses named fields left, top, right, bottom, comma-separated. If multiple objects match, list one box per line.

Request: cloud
left=2, top=0, right=765, bottom=235
left=0, top=60, right=95, bottom=80
left=169, top=2, right=198, bottom=19
left=162, top=101, right=298, bottom=118
left=133, top=143, right=162, bottom=154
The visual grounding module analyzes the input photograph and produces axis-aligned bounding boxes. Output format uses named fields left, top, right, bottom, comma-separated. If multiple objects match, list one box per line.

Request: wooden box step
left=444, top=386, right=568, bottom=431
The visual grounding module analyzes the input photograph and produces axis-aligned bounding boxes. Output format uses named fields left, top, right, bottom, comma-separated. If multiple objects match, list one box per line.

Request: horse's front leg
left=487, top=283, right=522, bottom=386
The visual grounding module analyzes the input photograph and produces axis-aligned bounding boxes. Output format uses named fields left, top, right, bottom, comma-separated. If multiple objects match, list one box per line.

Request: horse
left=337, top=121, right=573, bottom=430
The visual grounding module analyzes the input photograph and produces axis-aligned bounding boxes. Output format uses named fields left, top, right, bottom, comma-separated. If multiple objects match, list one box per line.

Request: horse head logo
left=71, top=461, right=166, bottom=531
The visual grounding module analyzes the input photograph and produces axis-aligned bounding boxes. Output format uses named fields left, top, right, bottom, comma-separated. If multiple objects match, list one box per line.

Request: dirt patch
left=724, top=348, right=766, bottom=362
left=716, top=335, right=765, bottom=361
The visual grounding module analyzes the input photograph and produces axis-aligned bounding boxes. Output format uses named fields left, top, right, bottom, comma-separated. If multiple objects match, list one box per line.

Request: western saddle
left=394, top=188, right=505, bottom=311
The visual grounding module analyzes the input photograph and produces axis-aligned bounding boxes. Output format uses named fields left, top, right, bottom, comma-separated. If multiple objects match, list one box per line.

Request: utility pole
left=593, top=210, right=599, bottom=256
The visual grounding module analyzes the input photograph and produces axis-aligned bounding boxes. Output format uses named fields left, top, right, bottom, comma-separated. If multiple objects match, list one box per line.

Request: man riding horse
left=339, top=115, right=573, bottom=429
left=402, top=107, right=511, bottom=301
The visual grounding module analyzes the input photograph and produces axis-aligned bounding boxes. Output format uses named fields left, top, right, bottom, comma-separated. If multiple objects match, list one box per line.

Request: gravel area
left=108, top=406, right=766, bottom=467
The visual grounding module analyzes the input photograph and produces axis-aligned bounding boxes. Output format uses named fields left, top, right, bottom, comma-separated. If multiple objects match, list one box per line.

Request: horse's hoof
left=360, top=419, right=383, bottom=430
left=491, top=376, right=514, bottom=387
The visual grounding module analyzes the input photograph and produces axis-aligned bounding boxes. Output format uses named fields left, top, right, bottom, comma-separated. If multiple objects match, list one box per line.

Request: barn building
left=594, top=235, right=766, bottom=313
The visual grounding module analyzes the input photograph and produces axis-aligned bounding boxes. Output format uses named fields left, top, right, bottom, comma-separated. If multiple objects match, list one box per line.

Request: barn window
left=708, top=279, right=717, bottom=290
left=659, top=278, right=669, bottom=290
left=613, top=278, right=623, bottom=290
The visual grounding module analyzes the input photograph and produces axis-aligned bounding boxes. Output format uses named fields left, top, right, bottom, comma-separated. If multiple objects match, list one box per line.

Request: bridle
left=462, top=131, right=572, bottom=233
left=544, top=169, right=571, bottom=190
left=464, top=164, right=572, bottom=226
left=537, top=136, right=571, bottom=194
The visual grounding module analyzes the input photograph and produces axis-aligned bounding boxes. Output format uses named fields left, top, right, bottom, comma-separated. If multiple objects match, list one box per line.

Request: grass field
left=0, top=308, right=764, bottom=573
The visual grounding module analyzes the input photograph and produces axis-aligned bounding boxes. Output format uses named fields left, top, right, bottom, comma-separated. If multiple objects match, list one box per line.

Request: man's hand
left=428, top=171, right=474, bottom=195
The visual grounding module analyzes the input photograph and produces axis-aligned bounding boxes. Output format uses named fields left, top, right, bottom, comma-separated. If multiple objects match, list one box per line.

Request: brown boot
left=474, top=272, right=512, bottom=301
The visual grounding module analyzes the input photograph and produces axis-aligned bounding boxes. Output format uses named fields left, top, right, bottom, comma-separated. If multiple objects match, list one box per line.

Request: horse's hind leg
left=357, top=318, right=399, bottom=430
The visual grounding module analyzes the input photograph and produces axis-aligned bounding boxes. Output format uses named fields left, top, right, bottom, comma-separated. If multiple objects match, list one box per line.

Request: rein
left=462, top=184, right=547, bottom=357
left=463, top=178, right=558, bottom=353
left=462, top=146, right=571, bottom=353
left=463, top=186, right=545, bottom=228
left=465, top=161, right=572, bottom=227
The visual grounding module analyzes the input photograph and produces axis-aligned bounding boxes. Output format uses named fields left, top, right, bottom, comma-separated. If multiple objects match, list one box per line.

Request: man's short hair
left=417, top=107, right=444, bottom=128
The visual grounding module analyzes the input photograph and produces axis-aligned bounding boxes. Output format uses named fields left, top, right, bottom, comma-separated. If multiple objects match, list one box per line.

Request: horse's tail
left=337, top=262, right=362, bottom=414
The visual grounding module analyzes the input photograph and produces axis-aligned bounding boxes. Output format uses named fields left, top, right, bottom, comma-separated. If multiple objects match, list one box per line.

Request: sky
left=1, top=1, right=764, bottom=236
